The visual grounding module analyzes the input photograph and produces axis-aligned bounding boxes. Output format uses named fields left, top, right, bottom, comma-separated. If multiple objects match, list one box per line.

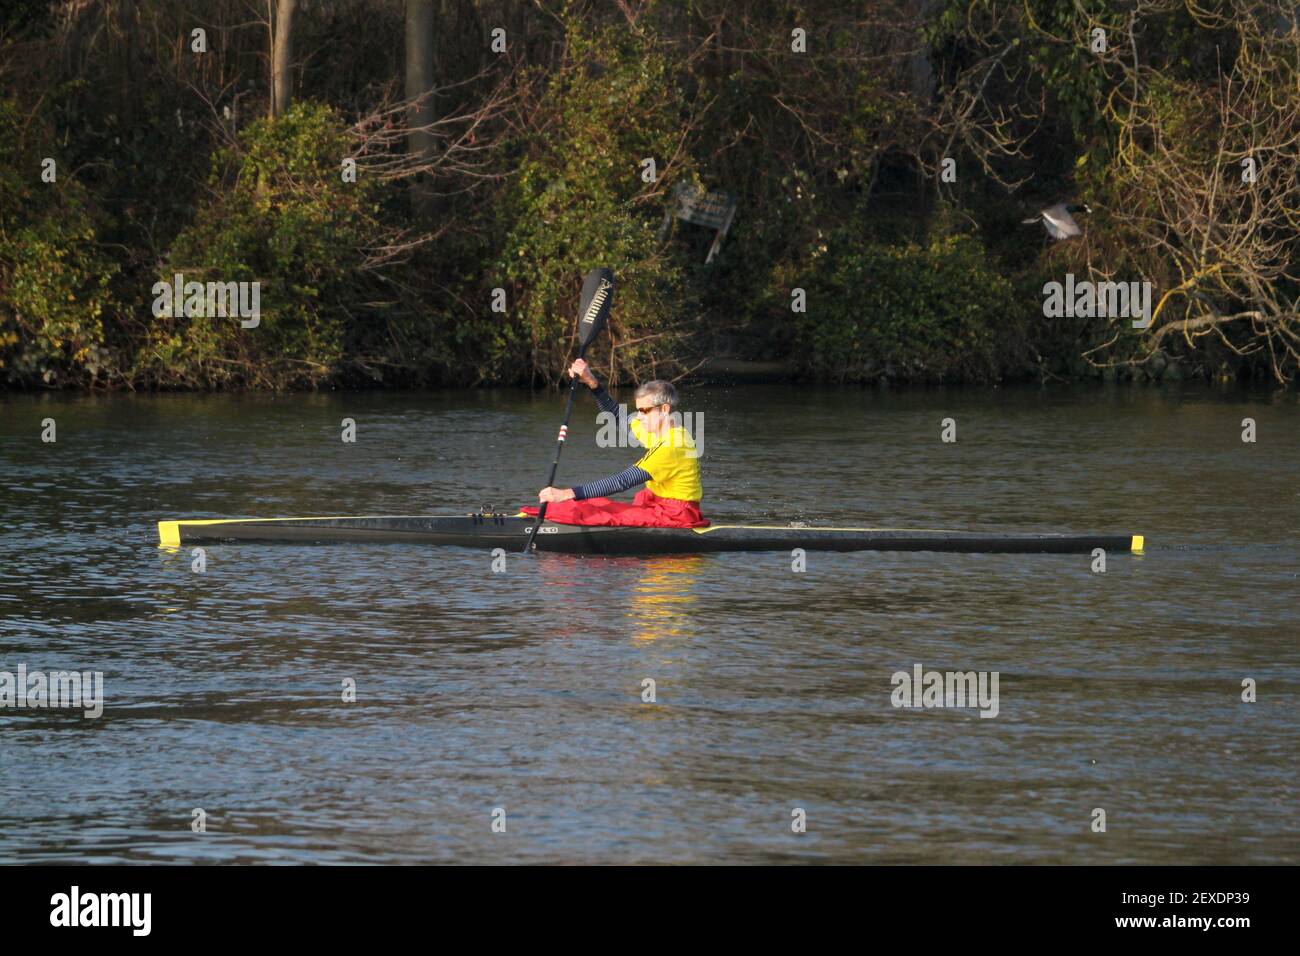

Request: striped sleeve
left=590, top=383, right=621, bottom=417
left=573, top=465, right=652, bottom=501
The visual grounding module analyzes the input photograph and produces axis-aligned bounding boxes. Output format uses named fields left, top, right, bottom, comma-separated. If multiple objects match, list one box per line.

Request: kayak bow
left=158, top=514, right=1145, bottom=555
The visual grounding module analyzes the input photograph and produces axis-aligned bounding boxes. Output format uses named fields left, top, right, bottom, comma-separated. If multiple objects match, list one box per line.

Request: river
left=1, top=383, right=1296, bottom=863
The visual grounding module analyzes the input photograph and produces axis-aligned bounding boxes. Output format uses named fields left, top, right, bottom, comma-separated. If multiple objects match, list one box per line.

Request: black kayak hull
left=158, top=514, right=1144, bottom=555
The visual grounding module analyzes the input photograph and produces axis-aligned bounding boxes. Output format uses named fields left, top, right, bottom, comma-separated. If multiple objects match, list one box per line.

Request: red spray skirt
left=520, top=488, right=709, bottom=528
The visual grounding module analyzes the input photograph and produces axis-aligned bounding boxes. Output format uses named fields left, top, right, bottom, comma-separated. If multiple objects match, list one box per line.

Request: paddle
left=523, top=267, right=615, bottom=554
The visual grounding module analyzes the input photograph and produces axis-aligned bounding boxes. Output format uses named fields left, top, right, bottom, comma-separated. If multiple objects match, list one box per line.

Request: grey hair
left=634, top=380, right=678, bottom=412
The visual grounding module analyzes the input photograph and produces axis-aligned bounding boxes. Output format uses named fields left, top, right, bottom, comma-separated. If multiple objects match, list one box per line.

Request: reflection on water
left=0, top=384, right=1297, bottom=863
left=627, top=557, right=704, bottom=643
left=526, top=554, right=706, bottom=643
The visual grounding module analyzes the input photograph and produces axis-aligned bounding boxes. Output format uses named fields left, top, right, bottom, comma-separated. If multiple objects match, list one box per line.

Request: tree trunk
left=405, top=0, right=436, bottom=212
left=908, top=0, right=936, bottom=103
left=271, top=0, right=297, bottom=117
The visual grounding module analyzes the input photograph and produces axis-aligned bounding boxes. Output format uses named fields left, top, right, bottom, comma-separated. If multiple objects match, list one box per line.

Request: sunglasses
left=636, top=405, right=664, bottom=415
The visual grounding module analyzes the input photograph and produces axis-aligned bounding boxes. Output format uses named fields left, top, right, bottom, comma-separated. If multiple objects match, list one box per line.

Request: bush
left=134, top=102, right=386, bottom=389
left=491, top=20, right=695, bottom=386
left=0, top=98, right=117, bottom=387
left=793, top=232, right=1021, bottom=383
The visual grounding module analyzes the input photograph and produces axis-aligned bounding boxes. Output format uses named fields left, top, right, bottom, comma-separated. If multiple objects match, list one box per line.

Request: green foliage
left=793, top=233, right=1020, bottom=383
left=491, top=19, right=695, bottom=385
left=2, top=0, right=1292, bottom=389
left=0, top=99, right=117, bottom=387
left=1, top=0, right=51, bottom=35
left=1022, top=0, right=1115, bottom=137
left=136, top=102, right=385, bottom=389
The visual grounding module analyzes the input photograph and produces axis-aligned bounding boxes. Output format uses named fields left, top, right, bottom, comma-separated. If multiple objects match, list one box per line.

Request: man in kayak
left=520, top=358, right=707, bottom=528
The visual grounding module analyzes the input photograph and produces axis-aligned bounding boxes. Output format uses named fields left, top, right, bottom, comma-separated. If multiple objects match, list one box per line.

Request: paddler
left=521, top=358, right=707, bottom=528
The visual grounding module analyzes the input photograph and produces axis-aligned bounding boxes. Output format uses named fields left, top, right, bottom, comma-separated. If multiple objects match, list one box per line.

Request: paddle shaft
left=523, top=363, right=586, bottom=553
left=523, top=267, right=613, bottom=554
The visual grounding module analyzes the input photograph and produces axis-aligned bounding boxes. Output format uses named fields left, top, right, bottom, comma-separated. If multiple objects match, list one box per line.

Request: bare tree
left=1082, top=1, right=1300, bottom=383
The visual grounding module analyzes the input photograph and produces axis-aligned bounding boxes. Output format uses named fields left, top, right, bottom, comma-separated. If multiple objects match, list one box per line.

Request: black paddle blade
left=576, top=267, right=615, bottom=352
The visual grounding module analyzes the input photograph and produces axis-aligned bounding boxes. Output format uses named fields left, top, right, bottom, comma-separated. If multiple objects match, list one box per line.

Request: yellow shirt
left=630, top=419, right=703, bottom=502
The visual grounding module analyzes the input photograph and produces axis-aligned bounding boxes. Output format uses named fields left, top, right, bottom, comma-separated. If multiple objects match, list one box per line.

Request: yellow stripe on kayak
left=158, top=515, right=463, bottom=548
left=697, top=526, right=1149, bottom=548
left=694, top=524, right=962, bottom=535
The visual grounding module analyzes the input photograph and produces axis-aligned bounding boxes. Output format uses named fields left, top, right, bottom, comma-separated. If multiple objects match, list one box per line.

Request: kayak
left=157, top=513, right=1145, bottom=555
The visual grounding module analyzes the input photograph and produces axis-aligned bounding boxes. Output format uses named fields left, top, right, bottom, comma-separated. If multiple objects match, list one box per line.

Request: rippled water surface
left=1, top=384, right=1297, bottom=863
